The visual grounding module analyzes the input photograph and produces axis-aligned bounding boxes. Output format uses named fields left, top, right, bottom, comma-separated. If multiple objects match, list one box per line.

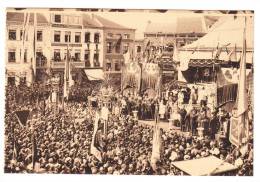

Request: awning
left=188, top=59, right=223, bottom=67
left=84, top=69, right=104, bottom=81
left=172, top=156, right=237, bottom=176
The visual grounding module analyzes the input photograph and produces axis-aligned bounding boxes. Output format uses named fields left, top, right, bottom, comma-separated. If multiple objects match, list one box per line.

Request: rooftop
left=6, top=12, right=48, bottom=24
left=145, top=16, right=207, bottom=34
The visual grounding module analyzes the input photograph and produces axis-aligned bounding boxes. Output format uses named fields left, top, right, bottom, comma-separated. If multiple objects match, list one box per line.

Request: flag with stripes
left=229, top=17, right=249, bottom=147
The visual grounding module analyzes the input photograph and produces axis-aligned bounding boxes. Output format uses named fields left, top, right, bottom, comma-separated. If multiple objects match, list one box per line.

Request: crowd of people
left=4, top=83, right=253, bottom=175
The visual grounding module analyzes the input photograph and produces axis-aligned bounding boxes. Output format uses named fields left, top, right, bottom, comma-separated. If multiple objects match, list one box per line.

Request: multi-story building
left=94, top=15, right=135, bottom=86
left=6, top=10, right=136, bottom=87
left=49, top=12, right=104, bottom=83
left=6, top=12, right=50, bottom=86
left=144, top=17, right=208, bottom=55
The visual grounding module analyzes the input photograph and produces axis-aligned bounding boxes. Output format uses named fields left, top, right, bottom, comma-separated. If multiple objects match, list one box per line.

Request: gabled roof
left=94, top=14, right=134, bottom=30
left=176, top=17, right=207, bottom=34
left=145, top=16, right=207, bottom=34
left=6, top=12, right=48, bottom=24
left=82, top=14, right=102, bottom=28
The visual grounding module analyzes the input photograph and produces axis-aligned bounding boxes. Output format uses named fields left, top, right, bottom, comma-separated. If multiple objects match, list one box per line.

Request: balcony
left=51, top=61, right=85, bottom=69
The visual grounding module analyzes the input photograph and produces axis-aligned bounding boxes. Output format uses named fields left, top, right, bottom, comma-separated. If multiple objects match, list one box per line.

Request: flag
left=32, top=13, right=37, bottom=82
left=64, top=45, right=70, bottom=99
left=15, top=110, right=30, bottom=127
left=101, top=105, right=109, bottom=137
left=229, top=17, right=248, bottom=147
left=224, top=46, right=236, bottom=62
left=143, top=40, right=151, bottom=58
left=151, top=108, right=162, bottom=171
left=31, top=131, right=37, bottom=170
left=20, top=12, right=29, bottom=63
left=12, top=140, right=18, bottom=163
left=90, top=112, right=102, bottom=161
left=172, top=43, right=179, bottom=62
left=113, top=35, right=122, bottom=50
left=213, top=42, right=222, bottom=60
left=191, top=45, right=198, bottom=54
left=123, top=50, right=130, bottom=64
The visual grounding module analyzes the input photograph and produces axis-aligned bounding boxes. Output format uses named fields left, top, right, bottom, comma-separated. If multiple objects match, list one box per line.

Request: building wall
left=6, top=21, right=50, bottom=86
left=49, top=13, right=104, bottom=73
left=103, top=28, right=135, bottom=73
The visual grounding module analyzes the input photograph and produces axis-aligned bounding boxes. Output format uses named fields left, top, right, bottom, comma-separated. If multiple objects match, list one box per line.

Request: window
left=107, top=42, right=113, bottom=53
left=20, top=30, right=23, bottom=40
left=106, top=59, right=112, bottom=71
left=84, top=50, right=89, bottom=61
left=94, top=33, right=99, bottom=43
left=115, top=42, right=121, bottom=53
left=53, top=49, right=61, bottom=62
left=75, top=32, right=81, bottom=43
left=115, top=61, right=121, bottom=71
left=123, top=34, right=130, bottom=39
left=85, top=32, right=90, bottom=43
left=65, top=31, right=71, bottom=43
left=24, top=49, right=27, bottom=63
left=93, top=53, right=99, bottom=67
left=54, top=31, right=61, bottom=42
left=8, top=50, right=16, bottom=62
left=85, top=50, right=90, bottom=67
left=123, top=43, right=129, bottom=53
left=74, top=50, right=81, bottom=61
left=54, top=14, right=61, bottom=23
left=95, top=44, right=99, bottom=51
left=9, top=30, right=16, bottom=40
left=137, top=46, right=141, bottom=53
left=37, top=31, right=43, bottom=41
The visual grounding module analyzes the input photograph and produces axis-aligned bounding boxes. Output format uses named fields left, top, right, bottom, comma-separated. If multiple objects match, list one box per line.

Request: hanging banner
left=141, top=63, right=160, bottom=91
left=121, top=62, right=141, bottom=91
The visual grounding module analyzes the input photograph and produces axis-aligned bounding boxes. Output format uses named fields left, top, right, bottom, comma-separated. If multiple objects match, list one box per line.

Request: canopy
left=178, top=15, right=254, bottom=68
left=172, top=156, right=238, bottom=176
left=84, top=69, right=104, bottom=81
left=183, top=15, right=254, bottom=50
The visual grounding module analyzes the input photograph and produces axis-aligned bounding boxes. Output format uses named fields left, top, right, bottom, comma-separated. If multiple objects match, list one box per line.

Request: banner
left=90, top=112, right=102, bottom=161
left=141, top=63, right=160, bottom=92
left=15, top=110, right=30, bottom=127
left=121, top=62, right=141, bottom=91
left=151, top=111, right=162, bottom=171
left=229, top=114, right=248, bottom=147
left=31, top=131, right=37, bottom=170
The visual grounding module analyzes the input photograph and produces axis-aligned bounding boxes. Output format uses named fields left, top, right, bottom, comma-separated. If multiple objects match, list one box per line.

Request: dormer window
left=54, top=14, right=61, bottom=23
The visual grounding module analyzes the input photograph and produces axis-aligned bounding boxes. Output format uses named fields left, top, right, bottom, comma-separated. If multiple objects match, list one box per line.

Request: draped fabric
left=141, top=63, right=160, bottom=92
left=121, top=62, right=141, bottom=91
left=217, top=84, right=238, bottom=107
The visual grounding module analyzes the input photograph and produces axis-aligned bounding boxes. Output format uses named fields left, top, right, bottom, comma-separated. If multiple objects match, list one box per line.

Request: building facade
left=48, top=12, right=104, bottom=84
left=6, top=12, right=50, bottom=86
left=6, top=10, right=136, bottom=87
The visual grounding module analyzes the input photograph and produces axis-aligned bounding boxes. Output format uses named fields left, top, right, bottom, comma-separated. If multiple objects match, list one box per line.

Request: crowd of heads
left=4, top=83, right=253, bottom=175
